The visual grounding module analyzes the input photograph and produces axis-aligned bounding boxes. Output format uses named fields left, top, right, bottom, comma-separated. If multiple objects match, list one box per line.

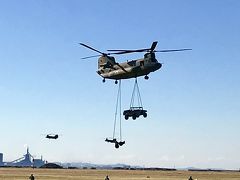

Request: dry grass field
left=0, top=168, right=240, bottom=180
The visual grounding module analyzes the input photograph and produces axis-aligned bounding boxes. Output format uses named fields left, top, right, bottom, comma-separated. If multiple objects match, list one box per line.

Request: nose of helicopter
left=156, top=62, right=162, bottom=70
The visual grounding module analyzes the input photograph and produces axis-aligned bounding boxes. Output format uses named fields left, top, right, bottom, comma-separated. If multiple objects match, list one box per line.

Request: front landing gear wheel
left=102, top=78, right=106, bottom=83
left=115, top=80, right=118, bottom=84
left=144, top=75, right=149, bottom=80
left=143, top=113, right=147, bottom=118
left=115, top=143, right=119, bottom=148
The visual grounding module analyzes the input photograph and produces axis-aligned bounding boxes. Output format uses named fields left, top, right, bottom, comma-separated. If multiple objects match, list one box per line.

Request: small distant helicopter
left=80, top=41, right=191, bottom=84
left=45, top=134, right=59, bottom=139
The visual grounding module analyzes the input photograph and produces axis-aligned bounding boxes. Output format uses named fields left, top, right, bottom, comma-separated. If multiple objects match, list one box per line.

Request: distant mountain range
left=55, top=162, right=234, bottom=172
left=56, top=162, right=141, bottom=169
left=55, top=162, right=176, bottom=171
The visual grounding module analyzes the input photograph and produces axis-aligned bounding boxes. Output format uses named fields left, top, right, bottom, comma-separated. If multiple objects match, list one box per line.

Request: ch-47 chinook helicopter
left=45, top=134, right=59, bottom=139
left=80, top=41, right=191, bottom=84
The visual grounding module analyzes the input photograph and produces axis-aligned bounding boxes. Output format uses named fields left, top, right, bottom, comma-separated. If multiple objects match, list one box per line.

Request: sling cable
left=105, top=80, right=125, bottom=148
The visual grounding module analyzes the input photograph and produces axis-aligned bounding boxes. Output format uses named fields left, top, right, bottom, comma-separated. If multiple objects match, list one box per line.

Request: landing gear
left=115, top=80, right=118, bottom=84
left=102, top=78, right=106, bottom=83
left=144, top=75, right=149, bottom=80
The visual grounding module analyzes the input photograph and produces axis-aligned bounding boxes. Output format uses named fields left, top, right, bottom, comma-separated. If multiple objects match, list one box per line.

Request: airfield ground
left=0, top=168, right=240, bottom=180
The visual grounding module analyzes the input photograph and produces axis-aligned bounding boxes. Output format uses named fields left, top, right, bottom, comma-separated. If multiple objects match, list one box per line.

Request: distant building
left=5, top=147, right=45, bottom=168
left=0, top=153, right=3, bottom=166
left=33, top=156, right=45, bottom=168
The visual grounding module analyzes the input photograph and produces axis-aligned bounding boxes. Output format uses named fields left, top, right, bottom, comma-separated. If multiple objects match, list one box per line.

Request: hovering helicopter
left=80, top=41, right=191, bottom=84
left=45, top=134, right=59, bottom=139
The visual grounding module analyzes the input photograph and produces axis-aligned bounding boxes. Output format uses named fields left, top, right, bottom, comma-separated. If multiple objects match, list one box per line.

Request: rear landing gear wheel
left=102, top=78, right=106, bottom=83
left=144, top=75, right=149, bottom=80
left=115, top=80, right=118, bottom=84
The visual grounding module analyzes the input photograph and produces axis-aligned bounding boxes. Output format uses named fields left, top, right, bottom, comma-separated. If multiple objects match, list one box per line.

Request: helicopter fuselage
left=80, top=41, right=191, bottom=82
left=97, top=53, right=162, bottom=80
left=46, top=134, right=58, bottom=139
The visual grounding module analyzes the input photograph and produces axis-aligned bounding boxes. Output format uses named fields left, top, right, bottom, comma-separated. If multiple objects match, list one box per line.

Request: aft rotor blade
left=155, top=48, right=192, bottom=52
left=79, top=43, right=104, bottom=55
left=107, top=41, right=158, bottom=53
left=81, top=54, right=101, bottom=59
left=109, top=49, right=147, bottom=55
left=150, top=41, right=158, bottom=52
left=107, top=48, right=148, bottom=52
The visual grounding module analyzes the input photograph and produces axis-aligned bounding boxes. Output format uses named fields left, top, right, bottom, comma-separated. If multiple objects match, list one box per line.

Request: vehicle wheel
left=115, top=80, right=118, bottom=84
left=144, top=75, right=149, bottom=80
left=115, top=143, right=119, bottom=148
left=125, top=116, right=129, bottom=120
left=102, top=78, right=106, bottom=83
left=132, top=115, right=136, bottom=120
left=143, top=113, right=147, bottom=118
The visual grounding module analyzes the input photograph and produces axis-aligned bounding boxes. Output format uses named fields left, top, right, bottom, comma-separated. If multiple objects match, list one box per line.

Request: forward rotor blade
left=116, top=63, right=128, bottom=73
left=81, top=54, right=101, bottom=59
left=79, top=43, right=104, bottom=55
left=155, top=48, right=192, bottom=52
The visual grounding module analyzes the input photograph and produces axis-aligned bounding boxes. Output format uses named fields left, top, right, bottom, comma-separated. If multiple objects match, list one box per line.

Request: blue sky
left=0, top=0, right=240, bottom=169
